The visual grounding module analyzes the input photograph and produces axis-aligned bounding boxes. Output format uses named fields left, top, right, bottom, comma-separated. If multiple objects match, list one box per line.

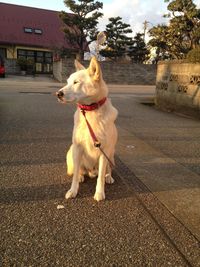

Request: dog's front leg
left=94, top=154, right=107, bottom=201
left=65, top=144, right=82, bottom=199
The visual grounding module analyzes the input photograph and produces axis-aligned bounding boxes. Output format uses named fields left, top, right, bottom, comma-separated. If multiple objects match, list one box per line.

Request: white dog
left=56, top=57, right=118, bottom=201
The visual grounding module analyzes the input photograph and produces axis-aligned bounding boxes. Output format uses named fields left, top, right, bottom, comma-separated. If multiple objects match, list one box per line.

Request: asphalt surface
left=0, top=76, right=200, bottom=267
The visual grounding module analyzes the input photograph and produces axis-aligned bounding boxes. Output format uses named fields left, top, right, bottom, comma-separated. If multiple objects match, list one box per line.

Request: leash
left=79, top=107, right=115, bottom=169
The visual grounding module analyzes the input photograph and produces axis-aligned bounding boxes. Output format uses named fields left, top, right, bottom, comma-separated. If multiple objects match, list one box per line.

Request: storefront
left=0, top=3, right=76, bottom=74
left=17, top=49, right=53, bottom=74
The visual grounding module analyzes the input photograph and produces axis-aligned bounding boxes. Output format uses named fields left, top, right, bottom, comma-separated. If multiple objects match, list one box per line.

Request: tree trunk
left=76, top=50, right=84, bottom=61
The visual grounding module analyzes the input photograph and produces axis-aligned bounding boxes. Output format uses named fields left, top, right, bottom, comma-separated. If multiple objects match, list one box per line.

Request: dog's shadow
left=78, top=170, right=138, bottom=202
left=0, top=171, right=135, bottom=205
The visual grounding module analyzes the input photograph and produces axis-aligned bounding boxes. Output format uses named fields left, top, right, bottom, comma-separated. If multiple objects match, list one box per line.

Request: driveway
left=0, top=76, right=199, bottom=266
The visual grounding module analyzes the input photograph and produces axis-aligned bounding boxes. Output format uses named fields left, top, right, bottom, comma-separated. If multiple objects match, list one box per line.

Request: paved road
left=0, top=77, right=199, bottom=267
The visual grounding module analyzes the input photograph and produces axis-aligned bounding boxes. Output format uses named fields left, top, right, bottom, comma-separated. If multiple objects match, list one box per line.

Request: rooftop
left=0, top=3, right=76, bottom=50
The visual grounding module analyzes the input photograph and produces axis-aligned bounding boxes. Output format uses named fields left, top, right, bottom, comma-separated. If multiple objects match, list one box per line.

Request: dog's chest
left=73, top=110, right=106, bottom=146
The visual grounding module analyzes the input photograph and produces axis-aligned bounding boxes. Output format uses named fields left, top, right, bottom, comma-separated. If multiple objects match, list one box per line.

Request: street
left=0, top=76, right=200, bottom=267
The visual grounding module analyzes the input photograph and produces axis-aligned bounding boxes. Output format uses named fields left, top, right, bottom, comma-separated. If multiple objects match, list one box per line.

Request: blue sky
left=1, top=0, right=200, bottom=35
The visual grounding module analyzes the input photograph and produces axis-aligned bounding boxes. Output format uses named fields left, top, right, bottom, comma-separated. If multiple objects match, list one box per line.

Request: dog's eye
left=74, top=80, right=79, bottom=85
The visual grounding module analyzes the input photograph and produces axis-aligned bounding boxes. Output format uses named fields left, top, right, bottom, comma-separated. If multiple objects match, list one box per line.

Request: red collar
left=77, top=97, right=107, bottom=111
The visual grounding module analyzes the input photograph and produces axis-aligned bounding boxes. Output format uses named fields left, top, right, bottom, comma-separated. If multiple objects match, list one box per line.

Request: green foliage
left=149, top=0, right=200, bottom=60
left=52, top=46, right=72, bottom=59
left=16, top=57, right=28, bottom=71
left=100, top=16, right=133, bottom=60
left=17, top=57, right=35, bottom=72
left=27, top=58, right=34, bottom=66
left=60, top=0, right=103, bottom=59
left=128, top=33, right=150, bottom=63
left=187, top=47, right=200, bottom=62
left=148, top=24, right=174, bottom=61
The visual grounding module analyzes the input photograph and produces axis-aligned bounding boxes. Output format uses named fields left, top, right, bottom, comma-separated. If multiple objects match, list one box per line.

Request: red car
left=0, top=56, right=5, bottom=78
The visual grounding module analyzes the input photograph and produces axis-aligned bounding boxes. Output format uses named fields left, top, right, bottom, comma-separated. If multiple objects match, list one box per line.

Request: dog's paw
left=105, top=174, right=115, bottom=184
left=79, top=175, right=85, bottom=183
left=88, top=170, right=97, bottom=179
left=94, top=191, right=105, bottom=202
left=65, top=189, right=78, bottom=199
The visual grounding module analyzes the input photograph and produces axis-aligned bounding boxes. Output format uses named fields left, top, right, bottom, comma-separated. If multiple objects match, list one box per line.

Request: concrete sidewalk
left=0, top=78, right=199, bottom=266
left=2, top=74, right=56, bottom=82
left=112, top=89, right=200, bottom=241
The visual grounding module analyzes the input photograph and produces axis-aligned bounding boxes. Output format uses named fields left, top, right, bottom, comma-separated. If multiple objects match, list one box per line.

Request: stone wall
left=155, top=61, right=200, bottom=118
left=53, top=59, right=75, bottom=83
left=5, top=59, right=20, bottom=74
left=53, top=58, right=156, bottom=85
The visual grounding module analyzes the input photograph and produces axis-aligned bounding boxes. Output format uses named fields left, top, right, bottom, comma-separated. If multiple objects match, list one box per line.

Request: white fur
left=57, top=57, right=118, bottom=201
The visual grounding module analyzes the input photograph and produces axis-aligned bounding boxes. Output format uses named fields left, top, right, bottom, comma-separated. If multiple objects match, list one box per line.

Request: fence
left=155, top=61, right=200, bottom=117
left=53, top=58, right=156, bottom=85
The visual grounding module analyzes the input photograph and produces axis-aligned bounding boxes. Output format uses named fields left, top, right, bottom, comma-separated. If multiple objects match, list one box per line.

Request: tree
left=100, top=17, right=133, bottom=60
left=60, top=0, right=103, bottom=60
left=187, top=47, right=200, bottom=62
left=148, top=0, right=200, bottom=60
left=128, top=33, right=150, bottom=63
left=148, top=24, right=173, bottom=61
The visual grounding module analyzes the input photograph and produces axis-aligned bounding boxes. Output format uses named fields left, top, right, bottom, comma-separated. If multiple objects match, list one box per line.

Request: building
left=0, top=3, right=77, bottom=74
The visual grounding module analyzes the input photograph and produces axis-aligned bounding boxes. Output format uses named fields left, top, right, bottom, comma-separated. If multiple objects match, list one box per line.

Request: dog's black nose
left=57, top=91, right=64, bottom=98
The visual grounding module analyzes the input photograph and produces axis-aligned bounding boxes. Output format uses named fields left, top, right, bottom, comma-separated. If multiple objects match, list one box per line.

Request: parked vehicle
left=0, top=56, right=5, bottom=78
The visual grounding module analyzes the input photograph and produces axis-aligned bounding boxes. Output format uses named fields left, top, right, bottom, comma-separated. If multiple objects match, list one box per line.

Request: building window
left=24, top=28, right=33, bottom=33
left=18, top=49, right=27, bottom=60
left=0, top=48, right=7, bottom=59
left=17, top=49, right=53, bottom=73
left=18, top=50, right=26, bottom=56
left=34, top=29, right=43, bottom=35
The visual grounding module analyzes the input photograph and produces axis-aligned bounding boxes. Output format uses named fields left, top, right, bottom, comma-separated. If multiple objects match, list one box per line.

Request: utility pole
left=143, top=20, right=153, bottom=42
left=143, top=20, right=149, bottom=42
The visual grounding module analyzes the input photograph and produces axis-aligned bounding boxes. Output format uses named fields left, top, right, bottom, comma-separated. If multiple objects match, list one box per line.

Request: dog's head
left=56, top=57, right=107, bottom=105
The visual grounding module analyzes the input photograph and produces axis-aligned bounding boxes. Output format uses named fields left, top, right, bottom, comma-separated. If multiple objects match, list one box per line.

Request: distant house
left=0, top=3, right=78, bottom=74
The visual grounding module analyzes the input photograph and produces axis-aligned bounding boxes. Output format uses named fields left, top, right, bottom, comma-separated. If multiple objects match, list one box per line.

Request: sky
left=1, top=0, right=200, bottom=36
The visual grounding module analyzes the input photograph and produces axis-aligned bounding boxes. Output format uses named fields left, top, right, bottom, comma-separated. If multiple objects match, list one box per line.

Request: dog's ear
left=74, top=59, right=85, bottom=71
left=88, top=57, right=102, bottom=81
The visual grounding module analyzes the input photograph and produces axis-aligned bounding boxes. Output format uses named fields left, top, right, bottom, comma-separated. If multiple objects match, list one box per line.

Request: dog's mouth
left=56, top=91, right=67, bottom=104
left=56, top=91, right=78, bottom=104
left=58, top=98, right=66, bottom=104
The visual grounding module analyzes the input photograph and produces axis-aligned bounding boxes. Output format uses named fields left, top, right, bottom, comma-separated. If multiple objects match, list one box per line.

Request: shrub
left=187, top=47, right=200, bottom=63
left=16, top=57, right=27, bottom=71
left=27, top=58, right=34, bottom=66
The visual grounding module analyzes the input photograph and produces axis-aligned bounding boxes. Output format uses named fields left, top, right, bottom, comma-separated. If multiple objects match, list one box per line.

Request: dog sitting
left=56, top=57, right=118, bottom=201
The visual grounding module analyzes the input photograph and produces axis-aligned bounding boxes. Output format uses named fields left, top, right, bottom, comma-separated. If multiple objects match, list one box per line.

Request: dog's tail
left=66, top=145, right=73, bottom=177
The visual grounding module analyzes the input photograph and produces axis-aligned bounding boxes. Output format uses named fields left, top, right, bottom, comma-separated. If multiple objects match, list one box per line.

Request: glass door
left=36, top=51, right=52, bottom=73
left=17, top=49, right=53, bottom=74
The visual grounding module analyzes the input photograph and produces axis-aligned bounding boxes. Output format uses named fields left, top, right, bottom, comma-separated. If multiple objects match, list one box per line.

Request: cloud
left=99, top=0, right=200, bottom=37
left=99, top=0, right=140, bottom=32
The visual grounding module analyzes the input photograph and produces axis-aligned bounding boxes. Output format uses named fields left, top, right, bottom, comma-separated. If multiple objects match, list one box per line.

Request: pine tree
left=148, top=0, right=200, bottom=60
left=100, top=17, right=133, bottom=60
left=60, top=0, right=103, bottom=60
left=148, top=24, right=172, bottom=61
left=128, top=33, right=150, bottom=63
